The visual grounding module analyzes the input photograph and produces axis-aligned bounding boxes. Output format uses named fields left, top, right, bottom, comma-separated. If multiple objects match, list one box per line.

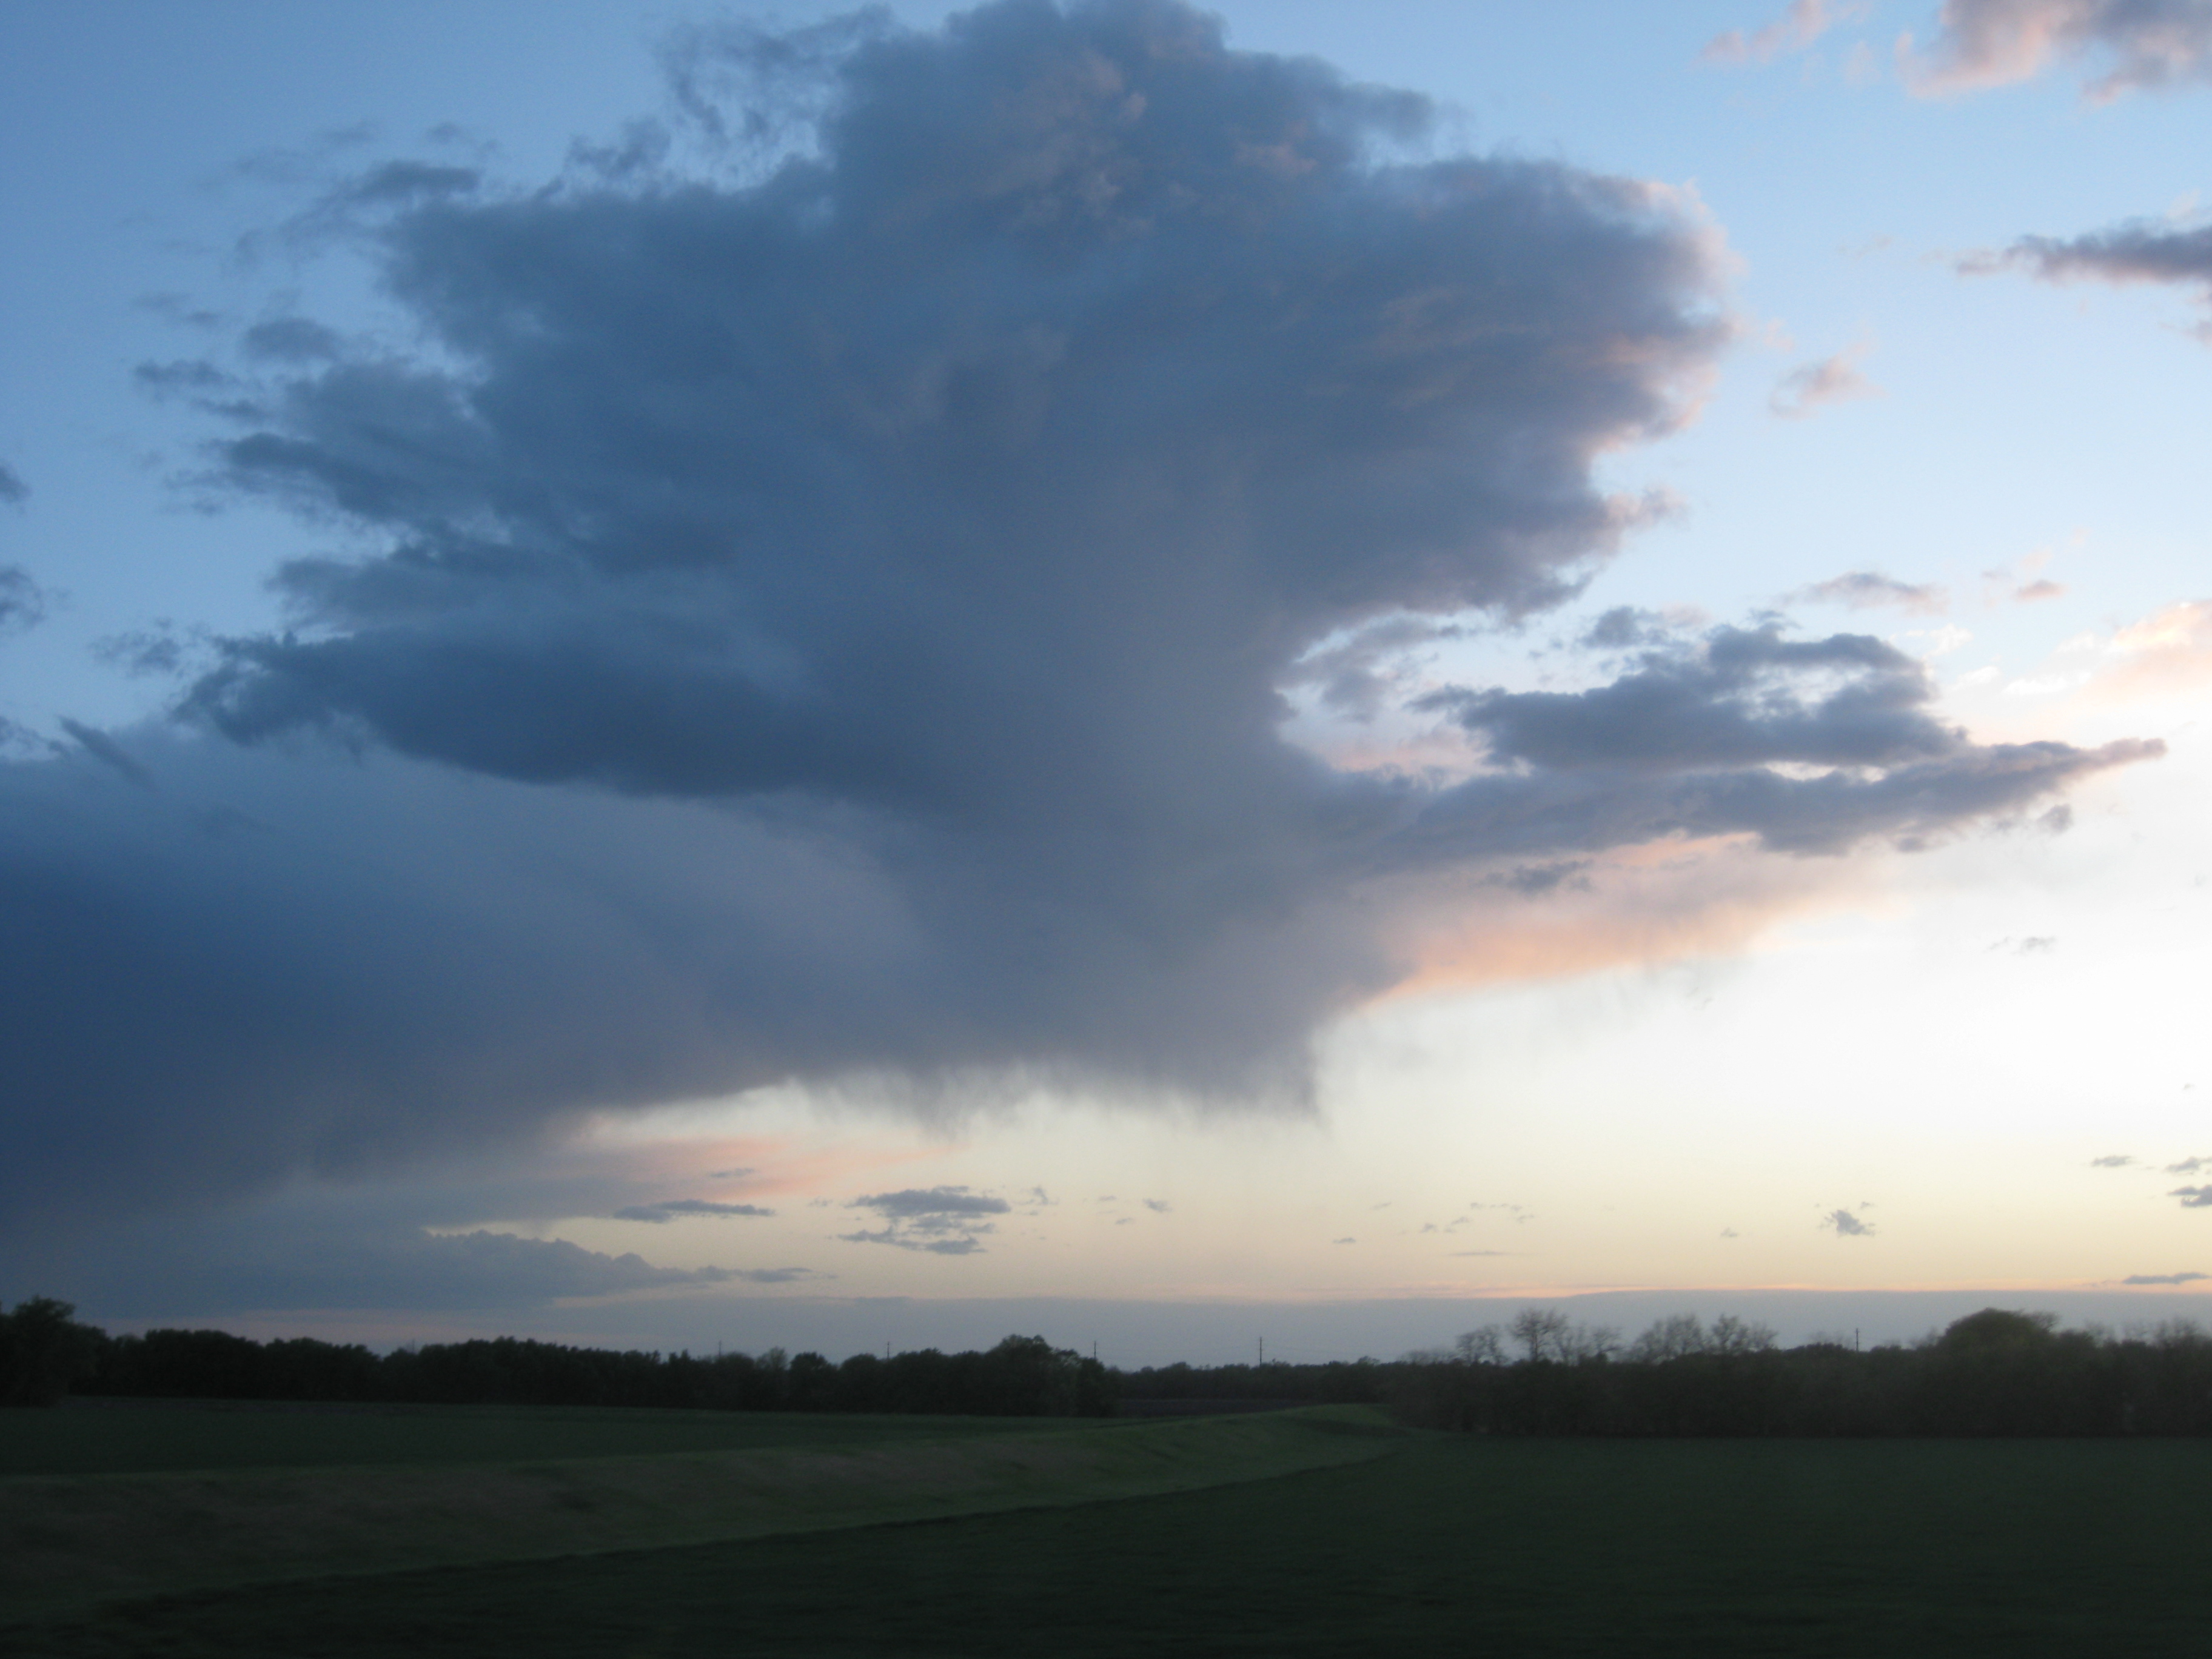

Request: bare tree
left=1627, top=1313, right=1708, bottom=1362
left=1707, top=1314, right=1777, bottom=1355
left=1453, top=1325, right=1509, bottom=1366
left=1509, top=1307, right=1571, bottom=1362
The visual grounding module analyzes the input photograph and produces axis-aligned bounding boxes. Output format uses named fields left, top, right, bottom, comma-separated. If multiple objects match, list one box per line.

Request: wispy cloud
left=1963, top=219, right=2212, bottom=337
left=611, top=1198, right=776, bottom=1223
left=1791, top=572, right=1947, bottom=615
left=1704, top=1, right=1859, bottom=65
left=2123, top=1271, right=2208, bottom=1285
left=1770, top=346, right=1883, bottom=418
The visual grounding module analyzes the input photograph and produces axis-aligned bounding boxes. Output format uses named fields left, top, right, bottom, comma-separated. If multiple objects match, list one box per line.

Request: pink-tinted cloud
left=1770, top=347, right=1883, bottom=418
left=1900, top=0, right=2212, bottom=102
left=1793, top=572, right=1949, bottom=615
left=1704, top=0, right=1860, bottom=65
left=2090, top=598, right=2212, bottom=700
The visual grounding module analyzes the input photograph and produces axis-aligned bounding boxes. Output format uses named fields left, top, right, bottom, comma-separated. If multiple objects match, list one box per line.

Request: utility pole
left=1258, top=1336, right=1264, bottom=1366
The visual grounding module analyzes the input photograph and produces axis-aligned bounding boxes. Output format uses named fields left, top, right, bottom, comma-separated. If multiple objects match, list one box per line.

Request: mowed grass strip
left=0, top=1407, right=1397, bottom=1620
left=24, top=1433, right=2211, bottom=1658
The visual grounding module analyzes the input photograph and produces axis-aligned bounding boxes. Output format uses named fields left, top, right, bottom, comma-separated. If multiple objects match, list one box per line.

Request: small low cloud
left=854, top=1187, right=1010, bottom=1219
left=1792, top=572, right=1948, bottom=616
left=2090, top=1155, right=2136, bottom=1168
left=1771, top=347, right=1883, bottom=419
left=1449, top=1248, right=1512, bottom=1257
left=1703, top=0, right=1858, bottom=65
left=1991, top=936, right=2058, bottom=955
left=2170, top=1186, right=2212, bottom=1208
left=0, top=566, right=47, bottom=635
left=840, top=1185, right=1008, bottom=1253
left=1822, top=1207, right=1876, bottom=1237
left=0, top=460, right=27, bottom=506
left=2123, top=1271, right=2208, bottom=1285
left=1144, top=1198, right=1171, bottom=1213
left=1720, top=1227, right=1740, bottom=1238
left=1332, top=1236, right=1357, bottom=1245
left=2168, top=1156, right=2210, bottom=1175
left=93, top=625, right=213, bottom=681
left=1964, top=220, right=2212, bottom=337
left=612, top=1198, right=776, bottom=1223
left=241, top=318, right=343, bottom=363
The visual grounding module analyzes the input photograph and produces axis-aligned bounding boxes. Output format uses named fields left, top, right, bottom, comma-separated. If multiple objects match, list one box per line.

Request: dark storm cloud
left=0, top=1, right=2155, bottom=1260
left=1970, top=219, right=2212, bottom=335
left=52, top=1218, right=766, bottom=1316
left=612, top=1199, right=777, bottom=1222
left=1906, top=0, right=2212, bottom=100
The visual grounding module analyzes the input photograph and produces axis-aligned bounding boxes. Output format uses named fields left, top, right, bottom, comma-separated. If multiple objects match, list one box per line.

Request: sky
left=3, top=0, right=2210, bottom=1366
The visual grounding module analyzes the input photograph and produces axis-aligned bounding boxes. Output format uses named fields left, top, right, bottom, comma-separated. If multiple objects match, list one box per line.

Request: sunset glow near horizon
left=3, top=1, right=2209, bottom=1364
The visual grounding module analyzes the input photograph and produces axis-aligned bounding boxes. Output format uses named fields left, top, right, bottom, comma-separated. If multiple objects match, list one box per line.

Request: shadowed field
left=0, top=1397, right=1074, bottom=1478
left=10, top=1430, right=2210, bottom=1656
left=0, top=1403, right=1396, bottom=1623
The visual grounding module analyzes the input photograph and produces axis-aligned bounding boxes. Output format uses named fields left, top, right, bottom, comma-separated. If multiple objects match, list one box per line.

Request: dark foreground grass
left=16, top=1434, right=2209, bottom=1657
left=3, top=1399, right=1078, bottom=1478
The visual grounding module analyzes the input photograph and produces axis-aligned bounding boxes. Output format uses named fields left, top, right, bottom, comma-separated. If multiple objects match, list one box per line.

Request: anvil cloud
left=0, top=1, right=2151, bottom=1259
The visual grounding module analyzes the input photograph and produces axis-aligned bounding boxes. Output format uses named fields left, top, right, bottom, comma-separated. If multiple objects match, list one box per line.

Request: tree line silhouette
left=1389, top=1308, right=2212, bottom=1436
left=0, top=1299, right=1110, bottom=1417
left=7, top=1296, right=2210, bottom=1433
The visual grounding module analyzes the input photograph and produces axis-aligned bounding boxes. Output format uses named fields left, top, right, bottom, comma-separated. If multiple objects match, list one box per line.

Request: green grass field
left=0, top=1401, right=1395, bottom=1627
left=2, top=1397, right=1079, bottom=1478
left=8, top=1410, right=2210, bottom=1655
